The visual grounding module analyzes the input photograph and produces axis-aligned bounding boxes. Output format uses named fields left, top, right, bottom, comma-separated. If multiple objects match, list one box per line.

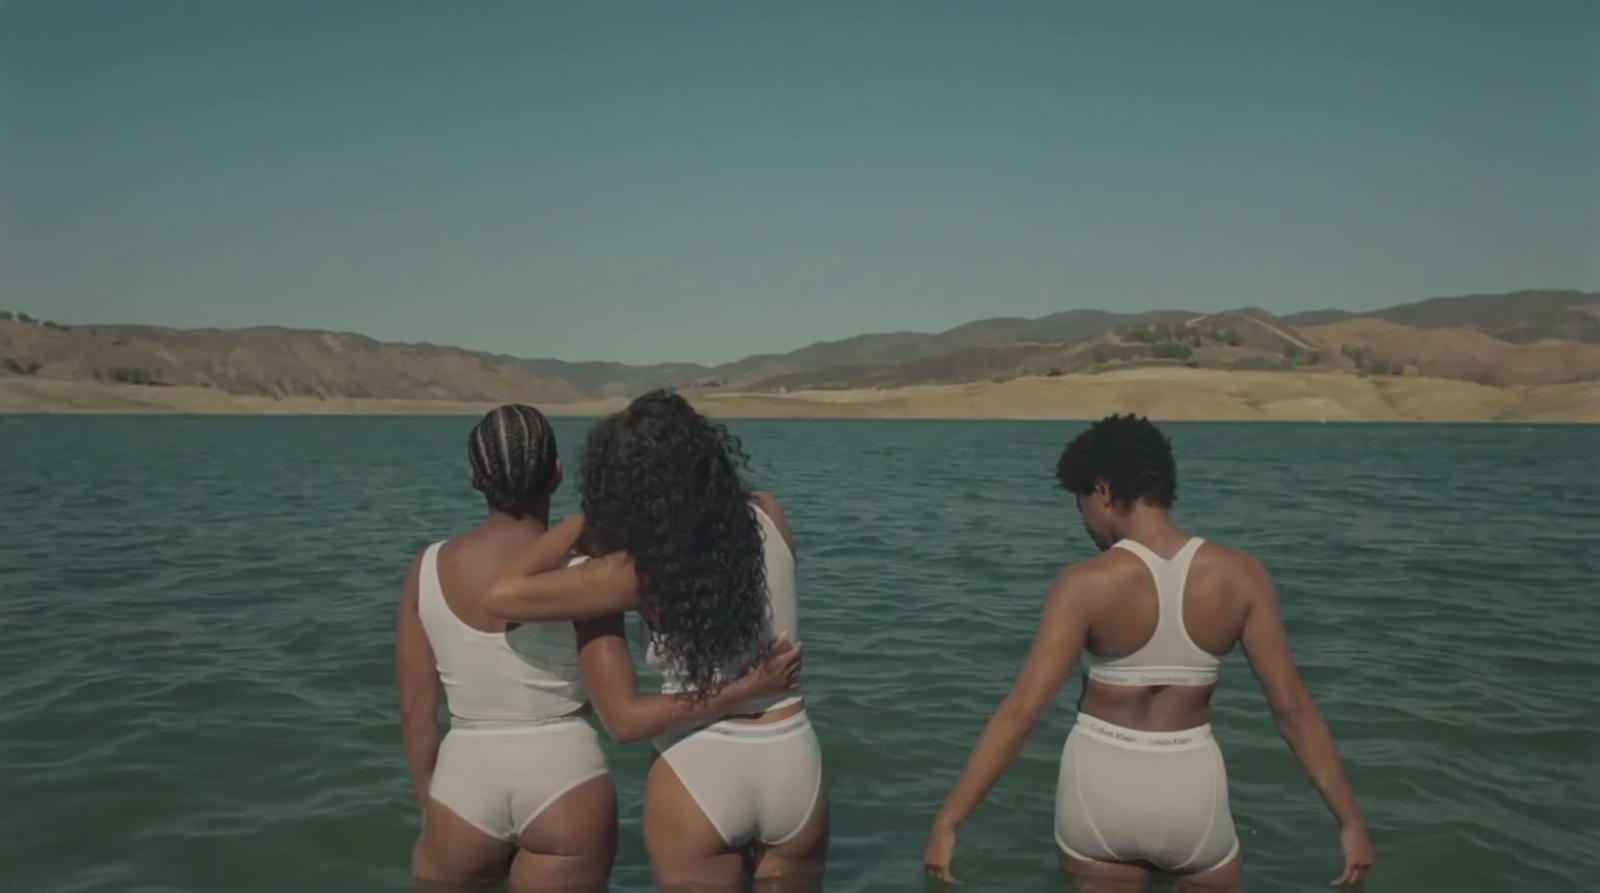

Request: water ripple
left=2, top=417, right=1597, bottom=892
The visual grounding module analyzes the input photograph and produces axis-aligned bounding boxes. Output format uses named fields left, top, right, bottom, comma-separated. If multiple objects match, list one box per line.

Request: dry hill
left=1300, top=319, right=1600, bottom=386
left=0, top=321, right=588, bottom=403
left=741, top=309, right=1600, bottom=394
left=744, top=312, right=1327, bottom=391
left=1282, top=289, right=1600, bottom=343
left=712, top=290, right=1599, bottom=386
left=703, top=309, right=1191, bottom=387
left=2, top=290, right=1598, bottom=413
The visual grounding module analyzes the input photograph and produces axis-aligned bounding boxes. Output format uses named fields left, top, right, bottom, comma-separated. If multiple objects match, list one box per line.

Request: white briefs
left=1055, top=715, right=1239, bottom=874
left=429, top=717, right=609, bottom=842
left=653, top=709, right=824, bottom=847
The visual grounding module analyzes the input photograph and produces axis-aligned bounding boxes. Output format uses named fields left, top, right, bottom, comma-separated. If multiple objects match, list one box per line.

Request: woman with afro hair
left=924, top=414, right=1371, bottom=891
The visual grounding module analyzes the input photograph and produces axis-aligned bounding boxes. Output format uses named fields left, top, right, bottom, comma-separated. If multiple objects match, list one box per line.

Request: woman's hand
left=485, top=514, right=641, bottom=623
left=744, top=634, right=803, bottom=698
left=549, top=513, right=584, bottom=550
left=1333, top=824, right=1373, bottom=888
left=923, top=818, right=957, bottom=883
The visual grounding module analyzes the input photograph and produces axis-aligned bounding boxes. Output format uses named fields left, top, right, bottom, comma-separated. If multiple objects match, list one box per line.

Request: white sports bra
left=644, top=504, right=801, bottom=714
left=1081, top=537, right=1223, bottom=687
left=417, top=541, right=587, bottom=727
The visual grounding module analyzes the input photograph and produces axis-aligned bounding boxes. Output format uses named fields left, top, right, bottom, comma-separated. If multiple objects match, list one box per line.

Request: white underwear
left=1055, top=715, right=1239, bottom=874
left=429, top=717, right=609, bottom=842
left=653, top=709, right=824, bottom=847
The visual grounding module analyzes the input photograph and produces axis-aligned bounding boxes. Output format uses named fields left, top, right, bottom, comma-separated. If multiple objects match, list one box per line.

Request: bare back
left=1074, top=534, right=1257, bottom=732
left=434, top=526, right=531, bottom=633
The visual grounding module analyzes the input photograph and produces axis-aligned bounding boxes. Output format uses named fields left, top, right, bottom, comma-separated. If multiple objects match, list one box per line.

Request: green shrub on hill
left=108, top=366, right=162, bottom=385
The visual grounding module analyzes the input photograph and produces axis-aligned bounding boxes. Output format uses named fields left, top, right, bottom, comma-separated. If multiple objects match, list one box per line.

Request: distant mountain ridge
left=1, top=289, right=1596, bottom=403
left=1281, top=289, right=1600, bottom=343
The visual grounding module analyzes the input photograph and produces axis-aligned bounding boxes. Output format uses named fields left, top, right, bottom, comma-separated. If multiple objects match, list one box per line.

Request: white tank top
left=643, top=505, right=800, bottom=714
left=1081, top=537, right=1223, bottom=687
left=417, top=541, right=587, bottom=727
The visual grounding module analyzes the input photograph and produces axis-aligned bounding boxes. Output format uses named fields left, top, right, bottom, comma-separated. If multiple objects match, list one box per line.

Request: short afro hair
left=1055, top=414, right=1176, bottom=509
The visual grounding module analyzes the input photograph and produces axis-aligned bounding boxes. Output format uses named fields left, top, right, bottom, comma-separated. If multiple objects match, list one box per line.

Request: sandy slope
left=4, top=369, right=1595, bottom=422
left=0, top=377, right=632, bottom=417
left=1301, top=318, right=1600, bottom=385
left=687, top=369, right=1599, bottom=422
left=0, top=319, right=595, bottom=403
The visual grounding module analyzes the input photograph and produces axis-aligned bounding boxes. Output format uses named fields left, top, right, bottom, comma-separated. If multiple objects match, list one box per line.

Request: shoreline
left=2, top=369, right=1596, bottom=423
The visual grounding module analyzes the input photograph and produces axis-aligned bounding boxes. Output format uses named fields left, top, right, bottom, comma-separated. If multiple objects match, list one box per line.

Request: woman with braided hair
left=395, top=403, right=801, bottom=892
left=486, top=391, right=829, bottom=893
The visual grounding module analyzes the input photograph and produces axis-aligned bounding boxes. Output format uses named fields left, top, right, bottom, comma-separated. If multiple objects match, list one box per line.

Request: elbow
left=1270, top=693, right=1318, bottom=732
left=610, top=727, right=648, bottom=745
left=996, top=700, right=1042, bottom=740
left=596, top=713, right=648, bottom=745
left=483, top=578, right=521, bottom=620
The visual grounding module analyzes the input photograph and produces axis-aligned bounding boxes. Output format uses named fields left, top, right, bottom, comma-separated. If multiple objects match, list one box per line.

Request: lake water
left=2, top=416, right=1597, bottom=893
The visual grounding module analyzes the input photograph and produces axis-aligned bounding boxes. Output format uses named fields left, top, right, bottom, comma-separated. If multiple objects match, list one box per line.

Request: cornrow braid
left=468, top=404, right=559, bottom=518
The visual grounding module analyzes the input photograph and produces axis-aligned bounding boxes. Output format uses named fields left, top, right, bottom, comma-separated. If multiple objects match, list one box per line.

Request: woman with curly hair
left=486, top=390, right=829, bottom=892
left=396, top=403, right=801, bottom=893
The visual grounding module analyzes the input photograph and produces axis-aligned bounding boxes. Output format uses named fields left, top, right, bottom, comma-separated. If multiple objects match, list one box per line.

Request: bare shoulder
left=399, top=545, right=428, bottom=608
left=750, top=489, right=786, bottom=519
left=1046, top=551, right=1129, bottom=609
left=1196, top=538, right=1263, bottom=567
left=1074, top=547, right=1151, bottom=587
left=1195, top=539, right=1275, bottom=600
left=750, top=490, right=796, bottom=552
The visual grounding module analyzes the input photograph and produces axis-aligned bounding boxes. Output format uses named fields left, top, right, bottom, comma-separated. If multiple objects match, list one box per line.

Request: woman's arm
left=575, top=615, right=802, bottom=744
left=395, top=550, right=440, bottom=810
left=924, top=567, right=1092, bottom=880
left=484, top=515, right=642, bottom=623
left=507, top=513, right=587, bottom=577
left=1238, top=554, right=1372, bottom=887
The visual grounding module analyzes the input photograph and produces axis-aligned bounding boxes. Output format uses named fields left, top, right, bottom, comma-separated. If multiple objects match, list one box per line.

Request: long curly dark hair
left=577, top=390, right=768, bottom=695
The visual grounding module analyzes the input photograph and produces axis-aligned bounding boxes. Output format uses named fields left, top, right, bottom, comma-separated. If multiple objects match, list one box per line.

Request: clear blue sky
left=3, top=1, right=1595, bottom=365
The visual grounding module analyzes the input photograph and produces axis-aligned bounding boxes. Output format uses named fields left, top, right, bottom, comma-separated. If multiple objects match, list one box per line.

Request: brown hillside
left=1112, top=314, right=1327, bottom=370
left=717, top=290, right=1600, bottom=389
left=1283, top=290, right=1600, bottom=343
left=742, top=314, right=1312, bottom=392
left=744, top=313, right=1600, bottom=393
left=0, top=321, right=588, bottom=403
left=704, top=309, right=1192, bottom=387
left=749, top=312, right=1330, bottom=391
left=3, top=290, right=1597, bottom=406
left=748, top=341, right=1102, bottom=391
left=1187, top=313, right=1316, bottom=351
left=1301, top=319, right=1600, bottom=386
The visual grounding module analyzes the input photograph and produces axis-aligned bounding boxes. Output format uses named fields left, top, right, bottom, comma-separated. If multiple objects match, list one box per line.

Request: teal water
left=2, top=417, right=1598, bottom=893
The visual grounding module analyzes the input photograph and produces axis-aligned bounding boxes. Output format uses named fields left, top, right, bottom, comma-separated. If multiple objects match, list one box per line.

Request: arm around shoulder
left=575, top=615, right=801, bottom=743
left=483, top=524, right=644, bottom=623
